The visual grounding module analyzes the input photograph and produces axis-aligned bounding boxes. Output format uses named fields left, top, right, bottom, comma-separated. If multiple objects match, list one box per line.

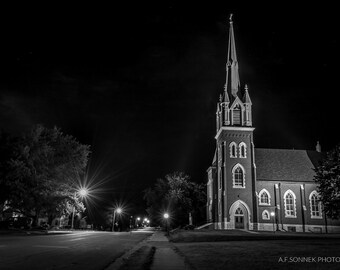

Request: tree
left=314, top=143, right=340, bottom=219
left=0, top=130, right=16, bottom=206
left=143, top=171, right=206, bottom=228
left=2, top=124, right=90, bottom=225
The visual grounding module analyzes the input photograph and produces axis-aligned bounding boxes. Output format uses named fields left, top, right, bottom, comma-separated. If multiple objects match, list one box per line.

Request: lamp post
left=270, top=211, right=275, bottom=233
left=136, top=217, right=140, bottom=228
left=163, top=213, right=169, bottom=236
left=112, top=207, right=122, bottom=232
left=71, top=188, right=88, bottom=230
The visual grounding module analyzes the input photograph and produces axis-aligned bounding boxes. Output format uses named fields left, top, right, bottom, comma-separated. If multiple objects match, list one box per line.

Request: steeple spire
left=217, top=14, right=252, bottom=130
left=243, top=84, right=252, bottom=104
left=224, top=14, right=240, bottom=99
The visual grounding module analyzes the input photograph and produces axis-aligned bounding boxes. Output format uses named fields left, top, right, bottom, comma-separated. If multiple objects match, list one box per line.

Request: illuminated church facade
left=206, top=16, right=340, bottom=233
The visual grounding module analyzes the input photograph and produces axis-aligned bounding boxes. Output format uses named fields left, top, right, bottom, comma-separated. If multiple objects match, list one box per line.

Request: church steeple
left=216, top=14, right=253, bottom=132
left=224, top=13, right=240, bottom=100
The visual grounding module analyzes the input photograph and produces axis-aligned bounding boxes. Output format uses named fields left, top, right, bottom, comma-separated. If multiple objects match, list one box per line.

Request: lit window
left=284, top=190, right=296, bottom=218
left=239, top=142, right=247, bottom=158
left=232, top=164, right=245, bottom=188
left=309, top=191, right=322, bottom=219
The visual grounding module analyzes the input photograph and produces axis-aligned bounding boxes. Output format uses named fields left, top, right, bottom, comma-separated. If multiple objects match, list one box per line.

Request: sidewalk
left=147, top=230, right=190, bottom=270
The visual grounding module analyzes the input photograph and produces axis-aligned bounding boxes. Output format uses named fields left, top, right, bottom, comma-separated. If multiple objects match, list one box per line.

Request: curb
left=104, top=233, right=154, bottom=270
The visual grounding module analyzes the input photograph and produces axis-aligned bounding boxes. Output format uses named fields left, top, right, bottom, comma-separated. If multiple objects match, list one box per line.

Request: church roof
left=255, top=148, right=324, bottom=182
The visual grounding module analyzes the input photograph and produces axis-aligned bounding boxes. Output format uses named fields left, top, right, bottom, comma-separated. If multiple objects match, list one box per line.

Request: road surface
left=0, top=230, right=153, bottom=270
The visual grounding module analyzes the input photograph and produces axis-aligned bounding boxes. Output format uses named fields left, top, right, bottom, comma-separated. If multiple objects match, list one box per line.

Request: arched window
left=262, top=210, right=270, bottom=220
left=233, top=104, right=241, bottom=125
left=284, top=190, right=296, bottom=218
left=258, top=189, right=271, bottom=205
left=309, top=191, right=322, bottom=219
left=239, top=142, right=247, bottom=158
left=232, top=164, right=245, bottom=188
left=229, top=142, right=237, bottom=158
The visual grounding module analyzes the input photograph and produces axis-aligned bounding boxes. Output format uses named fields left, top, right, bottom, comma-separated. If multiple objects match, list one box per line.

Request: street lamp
left=136, top=217, right=140, bottom=228
left=112, top=207, right=122, bottom=232
left=71, top=188, right=88, bottom=230
left=270, top=211, right=275, bottom=233
left=163, top=213, right=169, bottom=236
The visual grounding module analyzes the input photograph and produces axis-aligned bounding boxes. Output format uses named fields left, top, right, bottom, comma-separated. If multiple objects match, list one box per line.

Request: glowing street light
left=163, top=212, right=170, bottom=236
left=135, top=217, right=141, bottom=228
left=79, top=188, right=88, bottom=197
left=270, top=211, right=275, bottom=233
left=112, top=207, right=123, bottom=232
left=71, top=188, right=89, bottom=230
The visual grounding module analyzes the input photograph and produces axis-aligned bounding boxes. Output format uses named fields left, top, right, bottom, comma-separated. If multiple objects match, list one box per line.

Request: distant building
left=206, top=15, right=340, bottom=233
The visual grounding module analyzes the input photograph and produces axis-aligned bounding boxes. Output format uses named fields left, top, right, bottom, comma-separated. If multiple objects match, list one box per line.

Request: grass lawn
left=171, top=230, right=340, bottom=270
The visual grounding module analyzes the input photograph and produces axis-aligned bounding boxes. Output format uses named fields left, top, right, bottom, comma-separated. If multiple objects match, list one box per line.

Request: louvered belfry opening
left=233, top=104, right=241, bottom=125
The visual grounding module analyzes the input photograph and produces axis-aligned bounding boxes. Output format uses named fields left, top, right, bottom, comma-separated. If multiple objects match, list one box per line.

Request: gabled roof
left=255, top=148, right=324, bottom=182
left=230, top=95, right=245, bottom=110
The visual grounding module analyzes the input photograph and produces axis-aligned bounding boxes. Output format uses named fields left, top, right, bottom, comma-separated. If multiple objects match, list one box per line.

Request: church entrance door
left=234, top=207, right=244, bottom=229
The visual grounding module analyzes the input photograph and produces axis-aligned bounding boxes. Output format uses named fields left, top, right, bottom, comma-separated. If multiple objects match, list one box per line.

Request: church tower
left=214, top=15, right=256, bottom=230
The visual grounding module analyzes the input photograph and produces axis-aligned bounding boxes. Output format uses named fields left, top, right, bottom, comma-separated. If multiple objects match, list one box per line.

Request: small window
left=239, top=142, right=247, bottom=158
left=229, top=142, right=237, bottom=158
left=287, top=226, right=296, bottom=232
left=262, top=210, right=270, bottom=220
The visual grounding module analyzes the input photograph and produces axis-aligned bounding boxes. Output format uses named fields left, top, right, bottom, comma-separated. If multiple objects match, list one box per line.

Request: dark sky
left=0, top=3, right=339, bottom=215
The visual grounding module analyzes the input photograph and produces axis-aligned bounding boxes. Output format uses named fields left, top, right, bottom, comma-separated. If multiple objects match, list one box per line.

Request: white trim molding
left=258, top=188, right=271, bottom=206
left=229, top=141, right=237, bottom=158
left=228, top=200, right=253, bottom=230
left=232, top=163, right=246, bottom=188
left=262, top=210, right=270, bottom=220
left=238, top=142, right=247, bottom=158
left=309, top=190, right=323, bottom=219
left=283, top=189, right=297, bottom=218
left=215, top=126, right=255, bottom=139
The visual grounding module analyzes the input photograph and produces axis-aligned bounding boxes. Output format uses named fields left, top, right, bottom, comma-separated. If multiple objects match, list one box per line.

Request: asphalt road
left=0, top=230, right=153, bottom=270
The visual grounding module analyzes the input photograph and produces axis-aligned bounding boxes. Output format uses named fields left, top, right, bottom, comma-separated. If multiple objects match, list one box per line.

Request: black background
left=0, top=3, right=338, bottom=220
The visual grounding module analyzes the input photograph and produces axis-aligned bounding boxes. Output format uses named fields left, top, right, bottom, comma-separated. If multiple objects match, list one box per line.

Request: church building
left=206, top=15, right=340, bottom=233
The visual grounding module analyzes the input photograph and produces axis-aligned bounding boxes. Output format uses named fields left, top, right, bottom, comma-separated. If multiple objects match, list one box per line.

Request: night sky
left=0, top=3, right=339, bottom=217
